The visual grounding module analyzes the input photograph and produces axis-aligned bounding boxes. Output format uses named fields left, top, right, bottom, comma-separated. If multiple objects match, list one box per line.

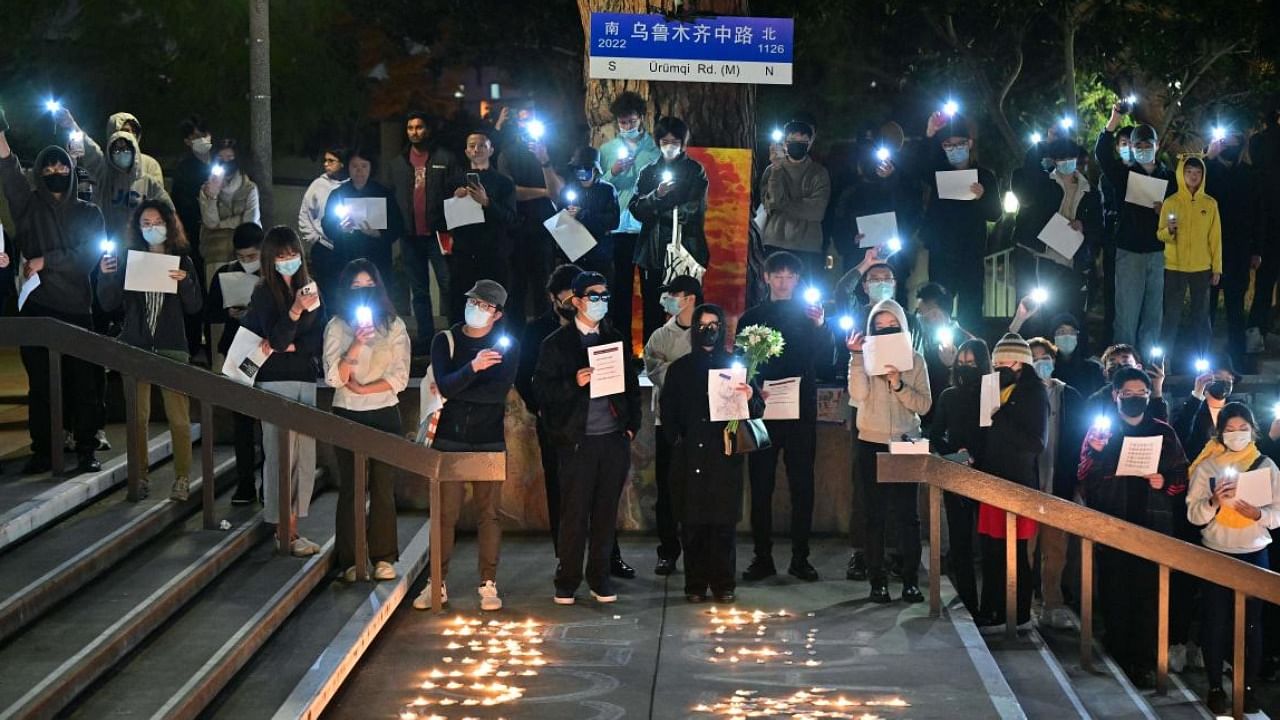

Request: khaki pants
left=431, top=481, right=503, bottom=584
left=137, top=382, right=191, bottom=479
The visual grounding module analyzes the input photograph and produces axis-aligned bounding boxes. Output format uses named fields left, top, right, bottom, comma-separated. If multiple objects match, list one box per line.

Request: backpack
left=414, top=329, right=454, bottom=446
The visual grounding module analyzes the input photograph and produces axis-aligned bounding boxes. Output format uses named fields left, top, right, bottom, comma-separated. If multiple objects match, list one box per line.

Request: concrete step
left=0, top=424, right=202, bottom=552
left=206, top=512, right=430, bottom=720
left=0, top=446, right=237, bottom=644
left=62, top=493, right=344, bottom=720
left=983, top=624, right=1092, bottom=719
left=0, top=506, right=262, bottom=719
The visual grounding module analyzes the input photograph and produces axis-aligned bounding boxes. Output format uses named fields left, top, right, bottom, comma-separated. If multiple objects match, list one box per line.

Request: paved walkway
left=324, top=537, right=1019, bottom=720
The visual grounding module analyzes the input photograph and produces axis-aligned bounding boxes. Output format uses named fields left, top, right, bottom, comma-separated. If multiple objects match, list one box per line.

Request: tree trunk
left=1063, top=16, right=1077, bottom=114
left=249, top=0, right=273, bottom=224
left=577, top=0, right=756, bottom=150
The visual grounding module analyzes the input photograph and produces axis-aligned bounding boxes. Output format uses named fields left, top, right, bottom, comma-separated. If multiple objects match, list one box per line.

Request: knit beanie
left=992, top=333, right=1034, bottom=366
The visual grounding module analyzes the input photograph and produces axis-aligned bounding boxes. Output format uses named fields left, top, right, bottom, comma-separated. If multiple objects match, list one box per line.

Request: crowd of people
left=3, top=90, right=1280, bottom=716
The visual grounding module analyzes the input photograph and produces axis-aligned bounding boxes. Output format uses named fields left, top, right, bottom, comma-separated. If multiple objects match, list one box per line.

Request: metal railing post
left=354, top=453, right=369, bottom=581
left=276, top=429, right=293, bottom=554
left=1005, top=511, right=1017, bottom=638
left=1156, top=564, right=1169, bottom=693
left=429, top=474, right=443, bottom=612
left=1080, top=538, right=1094, bottom=671
left=123, top=375, right=144, bottom=501
left=928, top=485, right=942, bottom=617
left=1233, top=590, right=1246, bottom=720
left=49, top=350, right=64, bottom=474
left=201, top=401, right=216, bottom=529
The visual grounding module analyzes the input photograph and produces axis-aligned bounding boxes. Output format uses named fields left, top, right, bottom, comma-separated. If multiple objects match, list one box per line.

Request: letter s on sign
left=609, top=61, right=617, bottom=71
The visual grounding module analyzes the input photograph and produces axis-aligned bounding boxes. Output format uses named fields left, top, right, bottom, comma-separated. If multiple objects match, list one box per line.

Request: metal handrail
left=879, top=453, right=1280, bottom=720
left=0, top=317, right=496, bottom=581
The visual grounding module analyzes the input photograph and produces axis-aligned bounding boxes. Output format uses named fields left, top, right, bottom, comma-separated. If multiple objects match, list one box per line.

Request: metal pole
left=276, top=428, right=292, bottom=554
left=123, top=375, right=143, bottom=500
left=1080, top=538, right=1094, bottom=671
left=354, top=453, right=369, bottom=581
left=49, top=350, right=64, bottom=474
left=1005, top=511, right=1017, bottom=638
left=248, top=0, right=273, bottom=224
left=201, top=401, right=216, bottom=529
left=430, top=474, right=443, bottom=612
left=928, top=485, right=942, bottom=617
left=1234, top=590, right=1246, bottom=720
left=1156, top=564, right=1169, bottom=693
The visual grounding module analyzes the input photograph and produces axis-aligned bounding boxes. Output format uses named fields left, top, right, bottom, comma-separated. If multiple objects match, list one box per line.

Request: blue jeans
left=1113, top=249, right=1164, bottom=353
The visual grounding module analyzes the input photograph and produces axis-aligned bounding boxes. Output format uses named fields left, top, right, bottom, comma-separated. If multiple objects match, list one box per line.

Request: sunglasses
left=580, top=292, right=612, bottom=303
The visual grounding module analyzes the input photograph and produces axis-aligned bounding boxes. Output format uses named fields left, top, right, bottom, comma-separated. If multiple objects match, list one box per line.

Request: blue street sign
left=588, top=12, right=794, bottom=85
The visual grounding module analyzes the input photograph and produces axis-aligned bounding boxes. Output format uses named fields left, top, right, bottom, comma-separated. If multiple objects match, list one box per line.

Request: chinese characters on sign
left=589, top=13, right=794, bottom=85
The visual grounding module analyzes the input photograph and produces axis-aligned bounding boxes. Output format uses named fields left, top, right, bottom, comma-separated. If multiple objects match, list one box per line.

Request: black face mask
left=695, top=327, right=724, bottom=349
left=556, top=302, right=577, bottom=322
left=954, top=366, right=982, bottom=387
left=871, top=324, right=902, bottom=336
left=997, top=366, right=1018, bottom=388
left=42, top=173, right=71, bottom=194
left=785, top=142, right=810, bottom=161
left=1206, top=380, right=1233, bottom=400
left=1119, top=395, right=1149, bottom=418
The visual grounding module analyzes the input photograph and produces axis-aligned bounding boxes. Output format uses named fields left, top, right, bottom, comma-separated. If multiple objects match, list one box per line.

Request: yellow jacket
left=1157, top=156, right=1221, bottom=273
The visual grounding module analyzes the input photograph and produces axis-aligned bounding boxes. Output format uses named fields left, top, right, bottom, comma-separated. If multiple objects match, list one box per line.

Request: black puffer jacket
left=0, top=146, right=104, bottom=316
left=96, top=250, right=202, bottom=353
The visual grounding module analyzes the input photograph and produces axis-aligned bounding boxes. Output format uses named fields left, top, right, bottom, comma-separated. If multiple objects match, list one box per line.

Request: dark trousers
left=609, top=233, right=638, bottom=351
left=20, top=304, right=101, bottom=458
left=332, top=406, right=401, bottom=569
left=654, top=428, right=681, bottom=561
left=448, top=251, right=509, bottom=327
left=1249, top=243, right=1280, bottom=332
left=1102, top=237, right=1117, bottom=348
left=856, top=439, right=921, bottom=585
left=1201, top=547, right=1268, bottom=689
left=536, top=421, right=561, bottom=554
left=1163, top=269, right=1212, bottom=362
left=682, top=524, right=736, bottom=596
left=401, top=234, right=452, bottom=341
left=638, top=267, right=666, bottom=347
left=309, top=243, right=342, bottom=299
left=510, top=223, right=553, bottom=325
left=1013, top=248, right=1089, bottom=348
left=747, top=420, right=816, bottom=562
left=554, top=432, right=630, bottom=594
left=980, top=535, right=1033, bottom=624
left=945, top=492, right=979, bottom=614
left=232, top=410, right=259, bottom=489
left=1097, top=547, right=1158, bottom=670
left=1215, top=263, right=1250, bottom=368
left=930, top=250, right=984, bottom=329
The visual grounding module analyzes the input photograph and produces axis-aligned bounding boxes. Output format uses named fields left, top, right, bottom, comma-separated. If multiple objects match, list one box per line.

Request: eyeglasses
left=467, top=298, right=499, bottom=313
left=1117, top=391, right=1151, bottom=399
left=698, top=322, right=721, bottom=332
left=581, top=292, right=611, bottom=303
left=941, top=142, right=967, bottom=151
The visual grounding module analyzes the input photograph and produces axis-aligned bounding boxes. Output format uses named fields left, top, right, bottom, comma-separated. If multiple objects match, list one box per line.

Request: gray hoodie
left=847, top=298, right=932, bottom=444
left=81, top=130, right=173, bottom=239
left=105, top=112, right=164, bottom=184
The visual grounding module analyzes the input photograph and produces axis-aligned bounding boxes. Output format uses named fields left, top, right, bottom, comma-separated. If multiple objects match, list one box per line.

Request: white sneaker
left=590, top=589, right=618, bottom=604
left=96, top=429, right=111, bottom=451
left=1168, top=643, right=1187, bottom=674
left=412, top=580, right=447, bottom=610
left=1044, top=607, right=1076, bottom=630
left=339, top=566, right=358, bottom=583
left=478, top=581, right=503, bottom=611
left=373, top=561, right=396, bottom=581
left=1246, top=327, right=1265, bottom=353
left=289, top=536, right=320, bottom=557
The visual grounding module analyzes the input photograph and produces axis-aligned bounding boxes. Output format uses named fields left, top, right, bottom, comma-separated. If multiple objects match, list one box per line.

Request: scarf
left=1189, top=439, right=1260, bottom=530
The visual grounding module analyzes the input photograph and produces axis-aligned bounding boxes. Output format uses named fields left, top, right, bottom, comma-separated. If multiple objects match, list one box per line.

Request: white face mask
left=660, top=144, right=681, bottom=160
left=192, top=137, right=212, bottom=155
left=239, top=259, right=261, bottom=274
left=1222, top=430, right=1252, bottom=452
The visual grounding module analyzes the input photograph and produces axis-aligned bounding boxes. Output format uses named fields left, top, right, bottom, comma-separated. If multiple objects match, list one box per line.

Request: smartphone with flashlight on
left=466, top=172, right=481, bottom=188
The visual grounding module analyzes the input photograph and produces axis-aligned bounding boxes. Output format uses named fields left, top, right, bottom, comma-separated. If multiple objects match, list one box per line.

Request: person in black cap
left=1095, top=102, right=1176, bottom=352
left=0, top=109, right=107, bottom=474
left=917, top=110, right=1001, bottom=329
left=547, top=146, right=620, bottom=286
left=644, top=273, right=702, bottom=575
left=533, top=270, right=641, bottom=605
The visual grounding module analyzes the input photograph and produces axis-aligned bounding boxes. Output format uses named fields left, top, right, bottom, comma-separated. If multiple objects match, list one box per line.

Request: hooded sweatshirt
left=81, top=130, right=173, bottom=238
left=848, top=299, right=932, bottom=444
left=1156, top=157, right=1222, bottom=273
left=1187, top=440, right=1280, bottom=553
left=0, top=146, right=105, bottom=316
left=105, top=113, right=164, bottom=184
left=298, top=174, right=346, bottom=249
